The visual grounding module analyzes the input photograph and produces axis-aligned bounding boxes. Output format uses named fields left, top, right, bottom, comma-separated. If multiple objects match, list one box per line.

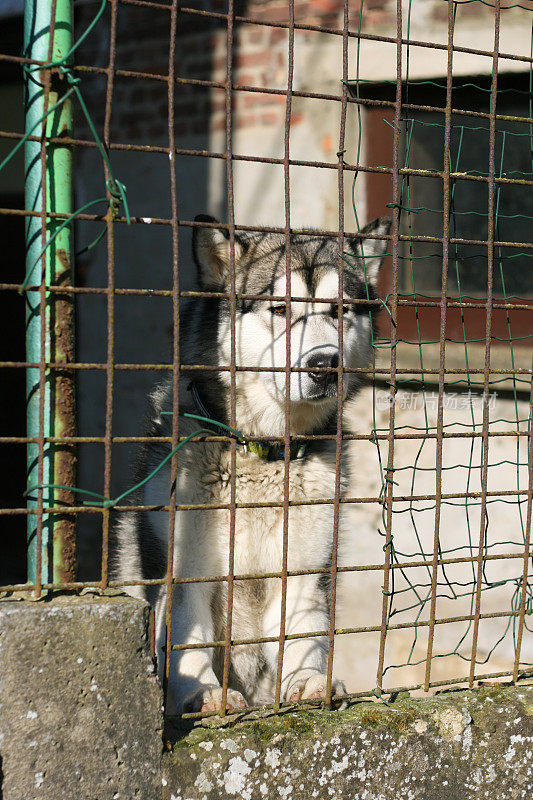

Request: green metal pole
left=24, top=0, right=76, bottom=587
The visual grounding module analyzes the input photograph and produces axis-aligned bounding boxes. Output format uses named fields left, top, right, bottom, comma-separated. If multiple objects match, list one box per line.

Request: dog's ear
left=346, top=216, right=391, bottom=289
left=192, top=215, right=245, bottom=290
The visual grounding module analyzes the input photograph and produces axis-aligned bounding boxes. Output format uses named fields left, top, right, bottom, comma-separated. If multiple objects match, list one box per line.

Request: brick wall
left=76, top=0, right=507, bottom=148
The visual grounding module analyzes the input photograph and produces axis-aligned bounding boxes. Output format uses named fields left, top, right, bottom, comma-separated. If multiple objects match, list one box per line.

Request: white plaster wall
left=335, top=386, right=533, bottom=694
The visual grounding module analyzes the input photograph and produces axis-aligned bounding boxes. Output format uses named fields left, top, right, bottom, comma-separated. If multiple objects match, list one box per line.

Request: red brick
left=245, top=28, right=266, bottom=45
left=235, top=51, right=273, bottom=69
left=270, top=28, right=288, bottom=44
left=235, top=113, right=257, bottom=128
left=250, top=3, right=293, bottom=25
left=431, top=4, right=449, bottom=23
left=213, top=56, right=228, bottom=72
left=312, top=0, right=343, bottom=12
left=234, top=72, right=255, bottom=86
left=260, top=111, right=282, bottom=125
left=364, top=11, right=389, bottom=27
left=242, top=92, right=281, bottom=108
left=211, top=99, right=228, bottom=113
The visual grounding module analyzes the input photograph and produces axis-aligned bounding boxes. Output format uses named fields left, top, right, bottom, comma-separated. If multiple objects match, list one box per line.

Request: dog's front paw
left=183, top=684, right=248, bottom=714
left=286, top=672, right=346, bottom=703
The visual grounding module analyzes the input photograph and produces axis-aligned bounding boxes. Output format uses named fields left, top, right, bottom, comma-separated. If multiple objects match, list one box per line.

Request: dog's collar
left=187, top=382, right=308, bottom=462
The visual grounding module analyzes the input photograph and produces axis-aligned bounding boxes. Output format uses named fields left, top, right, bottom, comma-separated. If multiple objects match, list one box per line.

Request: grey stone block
left=163, top=685, right=533, bottom=800
left=0, top=594, right=163, bottom=800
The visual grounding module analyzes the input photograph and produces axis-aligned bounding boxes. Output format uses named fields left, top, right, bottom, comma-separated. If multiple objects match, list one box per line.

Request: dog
left=113, top=214, right=391, bottom=714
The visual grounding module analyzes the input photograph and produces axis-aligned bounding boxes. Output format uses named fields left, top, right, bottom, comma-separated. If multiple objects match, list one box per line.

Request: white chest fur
left=177, top=445, right=346, bottom=577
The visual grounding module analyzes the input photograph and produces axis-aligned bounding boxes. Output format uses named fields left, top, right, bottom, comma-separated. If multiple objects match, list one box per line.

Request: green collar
left=188, top=382, right=308, bottom=462
left=243, top=439, right=308, bottom=462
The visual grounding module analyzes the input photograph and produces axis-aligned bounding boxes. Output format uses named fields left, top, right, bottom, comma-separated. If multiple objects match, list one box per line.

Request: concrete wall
left=163, top=684, right=533, bottom=800
left=0, top=594, right=162, bottom=800
left=1, top=595, right=532, bottom=799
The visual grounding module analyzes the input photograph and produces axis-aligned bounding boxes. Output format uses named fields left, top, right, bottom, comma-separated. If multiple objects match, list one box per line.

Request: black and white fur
left=113, top=215, right=391, bottom=714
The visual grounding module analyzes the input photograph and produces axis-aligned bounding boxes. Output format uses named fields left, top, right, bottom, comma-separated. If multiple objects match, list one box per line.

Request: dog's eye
left=331, top=303, right=351, bottom=317
left=270, top=304, right=286, bottom=316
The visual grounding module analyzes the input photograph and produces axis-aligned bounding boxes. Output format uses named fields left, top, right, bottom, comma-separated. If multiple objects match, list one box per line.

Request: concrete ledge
left=163, top=685, right=533, bottom=800
left=0, top=594, right=163, bottom=800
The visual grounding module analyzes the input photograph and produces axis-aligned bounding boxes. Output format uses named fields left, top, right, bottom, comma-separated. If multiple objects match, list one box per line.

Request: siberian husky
left=113, top=214, right=391, bottom=714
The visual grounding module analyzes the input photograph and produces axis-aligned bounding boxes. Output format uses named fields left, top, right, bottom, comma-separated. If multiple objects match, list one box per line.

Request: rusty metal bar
left=512, top=371, right=533, bottom=680
left=375, top=0, right=402, bottom=698
left=4, top=283, right=533, bottom=320
left=174, top=667, right=533, bottom=722
left=4, top=127, right=533, bottom=187
left=424, top=0, right=455, bottom=692
left=273, top=0, right=295, bottom=712
left=3, top=361, right=533, bottom=381
left=43, top=0, right=76, bottom=585
left=24, top=0, right=63, bottom=594
left=99, top=0, right=119, bottom=589
left=162, top=0, right=181, bottom=715
left=5, top=279, right=533, bottom=313
left=2, top=430, right=533, bottom=447
left=219, top=0, right=238, bottom=717
left=3, top=427, right=533, bottom=447
left=166, top=606, right=528, bottom=653
left=7, top=57, right=533, bottom=128
left=3, top=206, right=532, bottom=252
left=0, top=547, right=529, bottom=594
left=5, top=69, right=533, bottom=132
left=3, top=482, right=533, bottom=516
left=325, top=0, right=350, bottom=706
left=469, top=0, right=501, bottom=688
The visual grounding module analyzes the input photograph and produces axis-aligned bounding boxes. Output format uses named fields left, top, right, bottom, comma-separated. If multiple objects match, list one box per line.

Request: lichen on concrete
left=0, top=594, right=163, bottom=800
left=163, top=685, right=533, bottom=800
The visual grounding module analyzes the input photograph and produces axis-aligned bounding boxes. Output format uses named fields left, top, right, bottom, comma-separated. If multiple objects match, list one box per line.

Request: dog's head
left=192, top=215, right=391, bottom=434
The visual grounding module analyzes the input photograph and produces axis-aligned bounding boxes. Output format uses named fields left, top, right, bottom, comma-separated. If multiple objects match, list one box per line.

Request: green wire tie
left=382, top=118, right=403, bottom=133
left=161, top=411, right=246, bottom=445
left=371, top=688, right=390, bottom=705
left=376, top=294, right=397, bottom=327
left=16, top=62, right=130, bottom=293
left=24, top=0, right=107, bottom=76
left=24, top=426, right=216, bottom=509
left=386, top=202, right=422, bottom=214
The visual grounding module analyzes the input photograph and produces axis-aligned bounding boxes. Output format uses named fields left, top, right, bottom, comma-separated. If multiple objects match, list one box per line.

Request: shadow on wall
left=75, top=2, right=249, bottom=580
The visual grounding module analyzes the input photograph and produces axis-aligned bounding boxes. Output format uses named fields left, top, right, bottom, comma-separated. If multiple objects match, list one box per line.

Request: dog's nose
left=306, top=352, right=339, bottom=386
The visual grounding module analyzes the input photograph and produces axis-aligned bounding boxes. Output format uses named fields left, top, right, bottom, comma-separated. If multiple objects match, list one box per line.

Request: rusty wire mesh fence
left=1, top=0, right=533, bottom=721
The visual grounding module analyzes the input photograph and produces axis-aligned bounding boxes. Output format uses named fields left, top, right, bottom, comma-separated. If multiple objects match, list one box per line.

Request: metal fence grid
left=0, top=0, right=532, bottom=721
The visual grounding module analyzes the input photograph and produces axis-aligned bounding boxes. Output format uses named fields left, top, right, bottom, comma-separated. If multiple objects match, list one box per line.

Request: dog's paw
left=183, top=684, right=248, bottom=714
left=286, top=672, right=347, bottom=703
